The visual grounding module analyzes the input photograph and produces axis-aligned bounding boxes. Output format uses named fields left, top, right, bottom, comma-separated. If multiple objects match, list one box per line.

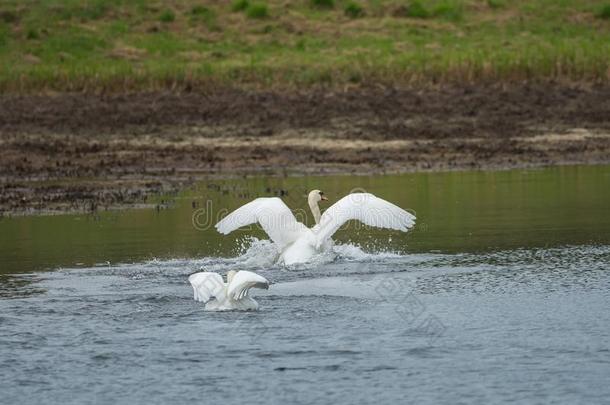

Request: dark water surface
left=1, top=165, right=609, bottom=404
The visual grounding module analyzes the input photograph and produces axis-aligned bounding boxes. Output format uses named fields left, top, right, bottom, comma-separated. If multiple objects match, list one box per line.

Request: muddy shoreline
left=1, top=84, right=609, bottom=214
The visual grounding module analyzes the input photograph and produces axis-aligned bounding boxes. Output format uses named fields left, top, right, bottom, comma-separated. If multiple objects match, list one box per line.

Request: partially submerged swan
left=216, top=190, right=416, bottom=265
left=188, top=270, right=269, bottom=311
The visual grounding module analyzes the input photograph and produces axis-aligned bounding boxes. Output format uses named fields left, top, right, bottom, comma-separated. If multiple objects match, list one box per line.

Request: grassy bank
left=0, top=0, right=609, bottom=92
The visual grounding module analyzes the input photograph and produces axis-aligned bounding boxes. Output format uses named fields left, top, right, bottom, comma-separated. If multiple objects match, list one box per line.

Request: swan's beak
left=321, top=196, right=328, bottom=201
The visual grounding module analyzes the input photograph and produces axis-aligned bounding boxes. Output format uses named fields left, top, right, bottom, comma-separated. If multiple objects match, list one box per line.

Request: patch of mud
left=0, top=84, right=609, bottom=214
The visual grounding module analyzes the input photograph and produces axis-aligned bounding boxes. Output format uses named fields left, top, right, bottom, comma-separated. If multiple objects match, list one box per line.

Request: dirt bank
left=1, top=84, right=609, bottom=214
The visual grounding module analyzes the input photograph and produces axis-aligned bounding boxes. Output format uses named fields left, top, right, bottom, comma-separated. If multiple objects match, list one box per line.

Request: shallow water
left=1, top=165, right=610, bottom=404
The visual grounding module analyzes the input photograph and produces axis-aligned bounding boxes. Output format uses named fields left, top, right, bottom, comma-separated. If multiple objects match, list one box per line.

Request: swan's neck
left=309, top=200, right=321, bottom=225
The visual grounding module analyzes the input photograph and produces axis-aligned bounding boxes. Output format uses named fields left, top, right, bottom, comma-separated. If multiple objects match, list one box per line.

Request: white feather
left=315, top=193, right=416, bottom=247
left=227, top=270, right=270, bottom=300
left=215, top=197, right=307, bottom=249
left=188, top=272, right=225, bottom=303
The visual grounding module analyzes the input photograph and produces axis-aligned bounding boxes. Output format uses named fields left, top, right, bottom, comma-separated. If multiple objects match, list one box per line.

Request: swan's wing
left=227, top=271, right=270, bottom=301
left=315, top=193, right=416, bottom=246
left=188, top=272, right=226, bottom=303
left=215, top=197, right=305, bottom=249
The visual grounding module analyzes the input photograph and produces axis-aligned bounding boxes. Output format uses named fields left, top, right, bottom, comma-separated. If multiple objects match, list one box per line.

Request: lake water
left=1, top=165, right=609, bottom=404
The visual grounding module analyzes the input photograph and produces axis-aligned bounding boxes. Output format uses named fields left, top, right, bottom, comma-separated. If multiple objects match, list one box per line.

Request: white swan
left=216, top=190, right=416, bottom=265
left=188, top=270, right=269, bottom=311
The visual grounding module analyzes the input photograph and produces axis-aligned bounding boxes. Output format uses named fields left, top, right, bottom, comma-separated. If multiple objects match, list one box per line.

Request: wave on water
left=5, top=239, right=609, bottom=301
left=20, top=238, right=413, bottom=292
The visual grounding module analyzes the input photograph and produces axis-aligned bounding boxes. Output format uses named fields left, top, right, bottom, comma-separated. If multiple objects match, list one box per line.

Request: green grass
left=397, top=1, right=463, bottom=20
left=403, top=1, right=431, bottom=18
left=26, top=28, right=39, bottom=40
left=487, top=0, right=505, bottom=9
left=245, top=3, right=269, bottom=19
left=189, top=6, right=218, bottom=30
left=345, top=2, right=365, bottom=18
left=159, top=9, right=176, bottom=23
left=311, top=0, right=335, bottom=9
left=432, top=0, right=463, bottom=21
left=0, top=0, right=608, bottom=92
left=231, top=0, right=250, bottom=12
left=597, top=4, right=610, bottom=19
left=0, top=10, right=19, bottom=23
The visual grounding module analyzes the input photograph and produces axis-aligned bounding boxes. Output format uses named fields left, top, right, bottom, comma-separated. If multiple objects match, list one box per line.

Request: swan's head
left=226, top=270, right=237, bottom=283
left=308, top=189, right=328, bottom=204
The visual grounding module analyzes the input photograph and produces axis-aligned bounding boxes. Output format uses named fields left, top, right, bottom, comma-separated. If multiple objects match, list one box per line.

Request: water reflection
left=0, top=274, right=45, bottom=298
left=2, top=166, right=609, bottom=404
left=0, top=165, right=609, bottom=276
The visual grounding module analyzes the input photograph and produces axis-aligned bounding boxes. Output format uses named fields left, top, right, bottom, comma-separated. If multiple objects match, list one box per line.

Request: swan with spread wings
left=215, top=190, right=416, bottom=265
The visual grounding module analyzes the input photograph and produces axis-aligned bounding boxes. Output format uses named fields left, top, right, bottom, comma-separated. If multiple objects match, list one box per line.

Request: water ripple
left=1, top=243, right=609, bottom=404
